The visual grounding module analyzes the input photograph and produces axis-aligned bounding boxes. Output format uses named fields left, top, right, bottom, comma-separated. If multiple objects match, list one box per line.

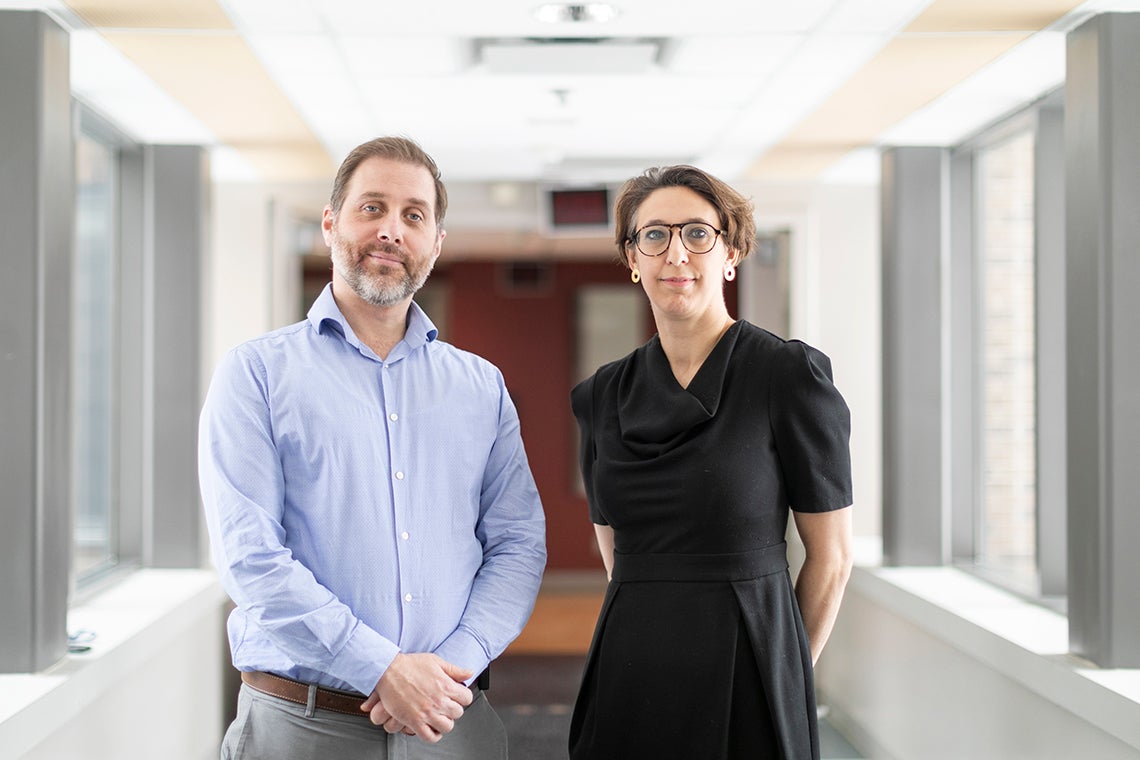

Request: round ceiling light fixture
left=534, top=3, right=619, bottom=24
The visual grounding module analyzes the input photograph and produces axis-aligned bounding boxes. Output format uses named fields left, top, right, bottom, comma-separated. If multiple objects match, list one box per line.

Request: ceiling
left=13, top=0, right=1134, bottom=187
left=5, top=0, right=1137, bottom=260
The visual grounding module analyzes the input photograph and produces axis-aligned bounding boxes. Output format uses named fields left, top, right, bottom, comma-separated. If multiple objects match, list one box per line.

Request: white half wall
left=817, top=565, right=1140, bottom=760
left=0, top=571, right=228, bottom=760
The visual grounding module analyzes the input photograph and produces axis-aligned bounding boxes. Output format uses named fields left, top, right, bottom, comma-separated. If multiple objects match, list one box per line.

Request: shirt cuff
left=433, top=628, right=490, bottom=685
left=326, top=623, right=401, bottom=696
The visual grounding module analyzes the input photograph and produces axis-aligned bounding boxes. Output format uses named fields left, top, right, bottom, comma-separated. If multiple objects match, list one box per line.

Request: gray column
left=947, top=150, right=976, bottom=563
left=881, top=147, right=946, bottom=566
left=1034, top=99, right=1067, bottom=598
left=147, top=145, right=209, bottom=568
left=1065, top=13, right=1140, bottom=668
left=0, top=10, right=72, bottom=672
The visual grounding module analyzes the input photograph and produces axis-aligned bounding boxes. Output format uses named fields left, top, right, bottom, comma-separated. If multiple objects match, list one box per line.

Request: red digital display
left=549, top=188, right=610, bottom=227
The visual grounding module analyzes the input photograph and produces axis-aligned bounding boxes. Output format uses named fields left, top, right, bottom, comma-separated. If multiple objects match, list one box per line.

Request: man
left=199, top=136, right=547, bottom=759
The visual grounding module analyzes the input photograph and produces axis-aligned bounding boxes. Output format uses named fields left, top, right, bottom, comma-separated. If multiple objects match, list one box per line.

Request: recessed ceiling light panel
left=534, top=3, right=619, bottom=24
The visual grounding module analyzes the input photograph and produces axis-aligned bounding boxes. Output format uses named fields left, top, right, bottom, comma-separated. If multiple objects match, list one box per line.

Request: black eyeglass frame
left=626, top=222, right=726, bottom=257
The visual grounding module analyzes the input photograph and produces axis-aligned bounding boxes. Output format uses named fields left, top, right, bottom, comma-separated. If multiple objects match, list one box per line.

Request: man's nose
left=375, top=219, right=402, bottom=244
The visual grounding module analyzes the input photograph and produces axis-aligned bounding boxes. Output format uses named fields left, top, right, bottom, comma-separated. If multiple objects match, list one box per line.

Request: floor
left=493, top=575, right=864, bottom=759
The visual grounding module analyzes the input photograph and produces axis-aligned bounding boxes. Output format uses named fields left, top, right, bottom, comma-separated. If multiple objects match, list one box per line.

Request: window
left=71, top=104, right=143, bottom=590
left=73, top=119, right=120, bottom=579
left=974, top=128, right=1038, bottom=594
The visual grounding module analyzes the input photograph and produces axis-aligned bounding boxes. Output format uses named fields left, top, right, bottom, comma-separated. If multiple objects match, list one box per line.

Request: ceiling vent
left=477, top=37, right=661, bottom=75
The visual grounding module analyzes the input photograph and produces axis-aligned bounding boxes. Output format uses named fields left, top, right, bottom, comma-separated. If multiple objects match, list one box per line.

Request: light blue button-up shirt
left=199, top=285, right=546, bottom=696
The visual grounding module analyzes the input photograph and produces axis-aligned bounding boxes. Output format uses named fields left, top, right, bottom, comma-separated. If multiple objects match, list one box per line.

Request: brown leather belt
left=241, top=671, right=369, bottom=717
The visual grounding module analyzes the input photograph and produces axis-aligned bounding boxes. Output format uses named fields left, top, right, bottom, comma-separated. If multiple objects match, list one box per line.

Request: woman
left=569, top=165, right=853, bottom=759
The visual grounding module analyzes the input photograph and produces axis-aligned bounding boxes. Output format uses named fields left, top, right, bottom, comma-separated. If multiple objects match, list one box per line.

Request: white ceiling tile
left=337, top=36, right=475, bottom=75
left=218, top=0, right=326, bottom=34
left=602, top=0, right=841, bottom=34
left=245, top=34, right=346, bottom=76
left=661, top=35, right=804, bottom=76
left=820, top=0, right=936, bottom=34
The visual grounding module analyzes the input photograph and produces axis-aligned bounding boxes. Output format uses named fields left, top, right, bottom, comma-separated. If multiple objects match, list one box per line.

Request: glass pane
left=976, top=130, right=1037, bottom=591
left=572, top=286, right=646, bottom=495
left=72, top=130, right=118, bottom=579
left=575, top=286, right=645, bottom=383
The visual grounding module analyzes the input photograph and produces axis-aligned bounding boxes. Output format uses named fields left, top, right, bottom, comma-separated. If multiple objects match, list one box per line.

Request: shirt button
left=389, top=413, right=399, bottom=422
left=404, top=593, right=413, bottom=602
left=395, top=471, right=405, bottom=480
left=401, top=531, right=410, bottom=540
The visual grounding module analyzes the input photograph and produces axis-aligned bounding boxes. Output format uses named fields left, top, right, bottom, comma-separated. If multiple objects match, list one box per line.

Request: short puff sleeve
left=770, top=341, right=853, bottom=513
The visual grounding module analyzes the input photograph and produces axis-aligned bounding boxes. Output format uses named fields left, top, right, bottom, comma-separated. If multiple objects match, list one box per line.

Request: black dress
left=568, top=321, right=852, bottom=760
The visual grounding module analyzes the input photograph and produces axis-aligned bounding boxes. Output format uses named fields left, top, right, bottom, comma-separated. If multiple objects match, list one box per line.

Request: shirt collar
left=307, top=283, right=439, bottom=353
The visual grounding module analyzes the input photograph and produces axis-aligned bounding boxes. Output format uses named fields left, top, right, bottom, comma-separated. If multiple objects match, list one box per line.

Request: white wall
left=205, top=181, right=326, bottom=374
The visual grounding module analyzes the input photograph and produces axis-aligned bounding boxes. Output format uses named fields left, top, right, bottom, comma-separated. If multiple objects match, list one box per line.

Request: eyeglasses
left=627, top=222, right=725, bottom=257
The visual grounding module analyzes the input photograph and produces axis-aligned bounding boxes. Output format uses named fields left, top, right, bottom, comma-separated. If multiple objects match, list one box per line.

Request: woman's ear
left=624, top=241, right=638, bottom=271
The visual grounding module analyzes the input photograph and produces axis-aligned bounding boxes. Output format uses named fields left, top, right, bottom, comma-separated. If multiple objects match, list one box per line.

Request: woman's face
left=626, top=186, right=735, bottom=324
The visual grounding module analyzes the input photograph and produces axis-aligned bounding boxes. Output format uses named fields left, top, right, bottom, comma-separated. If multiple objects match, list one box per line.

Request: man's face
left=322, top=156, right=444, bottom=308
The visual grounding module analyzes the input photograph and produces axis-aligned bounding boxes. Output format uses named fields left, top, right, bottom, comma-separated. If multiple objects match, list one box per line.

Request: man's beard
left=330, top=230, right=434, bottom=308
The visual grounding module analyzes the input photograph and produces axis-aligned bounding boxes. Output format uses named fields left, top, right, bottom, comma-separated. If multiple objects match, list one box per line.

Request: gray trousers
left=221, top=683, right=508, bottom=760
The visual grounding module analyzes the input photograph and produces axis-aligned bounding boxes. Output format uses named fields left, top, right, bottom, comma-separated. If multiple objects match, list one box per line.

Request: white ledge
left=850, top=560, right=1140, bottom=751
left=0, top=569, right=226, bottom=758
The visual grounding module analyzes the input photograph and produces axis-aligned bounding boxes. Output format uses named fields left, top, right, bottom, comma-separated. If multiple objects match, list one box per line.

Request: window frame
left=947, top=90, right=1067, bottom=606
left=70, top=100, right=145, bottom=599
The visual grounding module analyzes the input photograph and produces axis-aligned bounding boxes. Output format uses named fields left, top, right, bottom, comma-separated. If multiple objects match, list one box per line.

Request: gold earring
left=631, top=268, right=641, bottom=284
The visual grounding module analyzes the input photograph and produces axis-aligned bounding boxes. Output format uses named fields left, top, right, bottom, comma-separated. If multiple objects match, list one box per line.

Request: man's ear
left=431, top=228, right=446, bottom=263
left=320, top=205, right=335, bottom=247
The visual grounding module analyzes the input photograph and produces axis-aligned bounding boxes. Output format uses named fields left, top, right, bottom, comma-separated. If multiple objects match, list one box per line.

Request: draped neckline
left=615, top=320, right=743, bottom=455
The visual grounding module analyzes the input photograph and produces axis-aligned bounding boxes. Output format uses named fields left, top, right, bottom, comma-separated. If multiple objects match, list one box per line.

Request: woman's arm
left=791, top=506, right=854, bottom=665
left=594, top=524, right=616, bottom=581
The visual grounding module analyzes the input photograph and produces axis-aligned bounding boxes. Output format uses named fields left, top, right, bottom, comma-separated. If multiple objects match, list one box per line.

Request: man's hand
left=358, top=698, right=414, bottom=736
left=360, top=653, right=474, bottom=742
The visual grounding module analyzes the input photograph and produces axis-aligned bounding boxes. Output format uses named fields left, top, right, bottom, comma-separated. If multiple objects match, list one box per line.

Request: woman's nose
left=664, top=233, right=689, bottom=265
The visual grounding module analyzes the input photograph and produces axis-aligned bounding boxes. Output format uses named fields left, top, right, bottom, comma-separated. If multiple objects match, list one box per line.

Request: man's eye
left=406, top=212, right=424, bottom=223
left=363, top=204, right=381, bottom=213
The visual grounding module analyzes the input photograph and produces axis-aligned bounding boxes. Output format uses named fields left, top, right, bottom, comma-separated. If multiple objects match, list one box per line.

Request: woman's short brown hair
left=612, top=165, right=755, bottom=267
left=328, top=136, right=448, bottom=225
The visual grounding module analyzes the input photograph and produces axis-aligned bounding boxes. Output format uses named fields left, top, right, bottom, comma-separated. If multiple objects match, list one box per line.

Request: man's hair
left=328, top=136, right=448, bottom=225
left=612, top=165, right=755, bottom=265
